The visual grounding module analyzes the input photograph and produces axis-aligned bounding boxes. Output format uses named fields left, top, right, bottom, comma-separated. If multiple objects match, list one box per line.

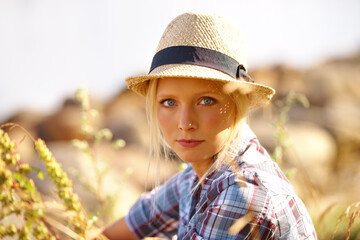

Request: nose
left=178, top=106, right=197, bottom=131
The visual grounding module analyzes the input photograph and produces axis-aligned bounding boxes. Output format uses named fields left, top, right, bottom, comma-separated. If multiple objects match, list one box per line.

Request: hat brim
left=126, top=64, right=275, bottom=108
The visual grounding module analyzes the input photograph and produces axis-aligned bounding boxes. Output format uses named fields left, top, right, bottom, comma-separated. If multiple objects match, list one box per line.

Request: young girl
left=103, top=12, right=317, bottom=240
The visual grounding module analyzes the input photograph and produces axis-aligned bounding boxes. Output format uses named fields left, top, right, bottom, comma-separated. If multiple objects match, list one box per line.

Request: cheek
left=202, top=107, right=235, bottom=148
left=157, top=109, right=174, bottom=138
left=203, top=107, right=235, bottom=131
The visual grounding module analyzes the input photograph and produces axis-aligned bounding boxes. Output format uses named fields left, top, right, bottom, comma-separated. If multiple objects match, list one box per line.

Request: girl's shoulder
left=201, top=160, right=316, bottom=239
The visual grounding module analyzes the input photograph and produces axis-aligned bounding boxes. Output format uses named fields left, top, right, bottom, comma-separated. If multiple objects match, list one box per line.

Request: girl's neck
left=191, top=158, right=213, bottom=186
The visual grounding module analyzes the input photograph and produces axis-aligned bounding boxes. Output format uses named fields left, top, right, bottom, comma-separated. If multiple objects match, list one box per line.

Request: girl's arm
left=102, top=217, right=137, bottom=240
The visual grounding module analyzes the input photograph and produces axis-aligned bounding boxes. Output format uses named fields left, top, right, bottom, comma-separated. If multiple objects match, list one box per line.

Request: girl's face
left=156, top=77, right=236, bottom=174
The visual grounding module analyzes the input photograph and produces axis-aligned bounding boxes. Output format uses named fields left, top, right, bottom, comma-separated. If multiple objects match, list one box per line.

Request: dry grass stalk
left=234, top=173, right=248, bottom=188
left=331, top=201, right=360, bottom=240
left=250, top=224, right=261, bottom=240
left=318, top=203, right=337, bottom=223
left=228, top=211, right=256, bottom=235
left=43, top=215, right=80, bottom=239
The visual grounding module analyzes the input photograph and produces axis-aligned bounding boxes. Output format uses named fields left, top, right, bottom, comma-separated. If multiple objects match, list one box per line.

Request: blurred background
left=1, top=0, right=360, bottom=121
left=1, top=0, right=360, bottom=239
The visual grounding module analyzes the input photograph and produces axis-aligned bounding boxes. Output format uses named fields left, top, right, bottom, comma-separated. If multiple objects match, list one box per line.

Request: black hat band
left=149, top=46, right=253, bottom=82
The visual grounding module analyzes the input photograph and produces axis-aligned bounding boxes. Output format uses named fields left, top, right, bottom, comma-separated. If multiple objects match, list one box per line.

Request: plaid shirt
left=126, top=124, right=317, bottom=239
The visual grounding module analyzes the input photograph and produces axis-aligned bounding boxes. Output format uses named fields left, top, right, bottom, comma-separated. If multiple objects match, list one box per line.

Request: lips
left=176, top=139, right=204, bottom=148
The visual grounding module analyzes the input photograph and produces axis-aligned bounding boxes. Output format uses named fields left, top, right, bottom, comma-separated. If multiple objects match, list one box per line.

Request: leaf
left=13, top=173, right=35, bottom=192
left=31, top=166, right=46, bottom=180
left=37, top=171, right=45, bottom=180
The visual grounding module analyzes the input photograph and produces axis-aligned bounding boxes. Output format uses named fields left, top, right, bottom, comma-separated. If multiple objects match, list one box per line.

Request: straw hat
left=125, top=12, right=275, bottom=108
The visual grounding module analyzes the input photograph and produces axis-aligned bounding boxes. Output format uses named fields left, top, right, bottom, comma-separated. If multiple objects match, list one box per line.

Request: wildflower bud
left=18, top=226, right=30, bottom=240
left=0, top=190, right=12, bottom=204
left=95, top=128, right=113, bottom=142
left=89, top=109, right=99, bottom=118
left=112, top=139, right=126, bottom=149
left=4, top=153, right=17, bottom=165
left=33, top=221, right=49, bottom=239
left=17, top=163, right=31, bottom=175
left=72, top=139, right=91, bottom=154
left=69, top=194, right=81, bottom=211
left=7, top=224, right=17, bottom=236
left=59, top=187, right=72, bottom=200
left=59, top=176, right=72, bottom=188
left=9, top=142, right=16, bottom=151
left=75, top=88, right=90, bottom=110
left=81, top=125, right=93, bottom=136
left=0, top=225, right=5, bottom=235
left=13, top=153, right=20, bottom=162
left=0, top=169, right=12, bottom=186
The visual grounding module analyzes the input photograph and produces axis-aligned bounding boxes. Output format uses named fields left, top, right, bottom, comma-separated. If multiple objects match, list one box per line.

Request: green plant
left=271, top=91, right=309, bottom=167
left=0, top=87, right=126, bottom=239
left=0, top=124, right=103, bottom=239
left=70, top=89, right=128, bottom=224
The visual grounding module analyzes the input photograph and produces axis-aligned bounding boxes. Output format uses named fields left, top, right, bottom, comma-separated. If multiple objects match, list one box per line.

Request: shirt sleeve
left=125, top=169, right=184, bottom=239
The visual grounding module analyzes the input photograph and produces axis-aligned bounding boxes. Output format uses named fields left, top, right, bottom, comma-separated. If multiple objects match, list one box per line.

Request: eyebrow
left=156, top=94, right=175, bottom=100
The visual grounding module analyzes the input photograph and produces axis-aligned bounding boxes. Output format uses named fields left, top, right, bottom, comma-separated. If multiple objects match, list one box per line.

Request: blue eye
left=162, top=99, right=176, bottom=107
left=200, top=97, right=215, bottom=105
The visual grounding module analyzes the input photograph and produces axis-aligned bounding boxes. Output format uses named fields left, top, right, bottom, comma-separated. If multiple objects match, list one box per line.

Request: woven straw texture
left=125, top=12, right=275, bottom=108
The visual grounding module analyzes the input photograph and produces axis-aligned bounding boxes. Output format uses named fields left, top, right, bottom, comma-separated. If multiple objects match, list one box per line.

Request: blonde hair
left=145, top=78, right=250, bottom=191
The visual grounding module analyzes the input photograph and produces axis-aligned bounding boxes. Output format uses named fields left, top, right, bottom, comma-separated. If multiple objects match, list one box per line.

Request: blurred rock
left=284, top=122, right=337, bottom=190
left=2, top=109, right=45, bottom=132
left=251, top=118, right=337, bottom=187
left=304, top=55, right=360, bottom=107
left=325, top=95, right=360, bottom=142
left=38, top=97, right=104, bottom=141
left=250, top=65, right=306, bottom=99
left=104, top=89, right=149, bottom=148
left=38, top=100, right=82, bottom=141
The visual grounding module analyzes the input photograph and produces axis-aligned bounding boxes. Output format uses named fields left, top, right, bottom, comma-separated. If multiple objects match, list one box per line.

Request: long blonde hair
left=145, top=78, right=250, bottom=190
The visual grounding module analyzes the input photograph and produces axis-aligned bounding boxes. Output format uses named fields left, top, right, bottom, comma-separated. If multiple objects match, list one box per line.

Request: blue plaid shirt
left=125, top=125, right=317, bottom=239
